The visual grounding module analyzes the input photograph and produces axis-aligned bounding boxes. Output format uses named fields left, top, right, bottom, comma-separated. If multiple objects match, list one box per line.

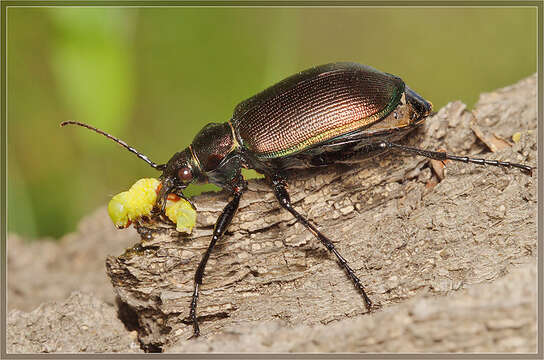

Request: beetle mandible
left=62, top=62, right=533, bottom=338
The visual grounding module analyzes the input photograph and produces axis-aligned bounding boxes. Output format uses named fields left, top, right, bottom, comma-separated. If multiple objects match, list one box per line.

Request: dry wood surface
left=7, top=75, right=537, bottom=353
left=105, top=75, right=537, bottom=351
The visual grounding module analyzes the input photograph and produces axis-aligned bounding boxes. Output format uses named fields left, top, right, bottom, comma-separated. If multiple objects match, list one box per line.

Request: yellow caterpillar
left=107, top=178, right=196, bottom=234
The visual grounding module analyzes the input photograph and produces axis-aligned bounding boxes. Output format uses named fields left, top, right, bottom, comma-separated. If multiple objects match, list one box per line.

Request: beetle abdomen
left=232, top=62, right=405, bottom=159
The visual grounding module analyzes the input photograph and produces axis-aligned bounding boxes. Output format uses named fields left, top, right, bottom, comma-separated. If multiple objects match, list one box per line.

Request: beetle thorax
left=191, top=122, right=236, bottom=173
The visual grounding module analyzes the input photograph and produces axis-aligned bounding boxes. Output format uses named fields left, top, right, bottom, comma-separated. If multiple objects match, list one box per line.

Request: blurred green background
left=7, top=7, right=536, bottom=239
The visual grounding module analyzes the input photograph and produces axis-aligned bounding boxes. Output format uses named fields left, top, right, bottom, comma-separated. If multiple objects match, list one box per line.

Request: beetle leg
left=270, top=174, right=373, bottom=310
left=380, top=141, right=533, bottom=175
left=188, top=182, right=246, bottom=339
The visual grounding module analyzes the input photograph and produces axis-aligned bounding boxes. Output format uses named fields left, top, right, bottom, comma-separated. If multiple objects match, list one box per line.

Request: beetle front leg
left=270, top=174, right=373, bottom=310
left=188, top=184, right=245, bottom=338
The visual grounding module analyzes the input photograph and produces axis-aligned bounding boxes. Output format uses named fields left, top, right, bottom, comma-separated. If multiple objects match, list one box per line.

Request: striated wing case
left=231, top=62, right=405, bottom=159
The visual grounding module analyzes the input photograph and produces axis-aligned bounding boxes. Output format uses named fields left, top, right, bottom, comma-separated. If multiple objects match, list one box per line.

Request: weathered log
left=167, top=260, right=537, bottom=352
left=106, top=75, right=537, bottom=351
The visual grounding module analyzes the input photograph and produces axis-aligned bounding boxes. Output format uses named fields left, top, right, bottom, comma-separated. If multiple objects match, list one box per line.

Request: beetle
left=62, top=62, right=533, bottom=338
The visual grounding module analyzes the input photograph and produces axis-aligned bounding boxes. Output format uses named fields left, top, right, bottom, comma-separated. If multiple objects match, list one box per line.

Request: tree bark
left=106, top=75, right=537, bottom=352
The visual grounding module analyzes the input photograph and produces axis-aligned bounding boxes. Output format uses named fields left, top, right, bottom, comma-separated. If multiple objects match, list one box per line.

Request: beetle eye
left=178, top=167, right=193, bottom=182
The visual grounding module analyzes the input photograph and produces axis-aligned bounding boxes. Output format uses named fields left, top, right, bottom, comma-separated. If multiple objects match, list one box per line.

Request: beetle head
left=60, top=121, right=203, bottom=212
left=157, top=147, right=202, bottom=211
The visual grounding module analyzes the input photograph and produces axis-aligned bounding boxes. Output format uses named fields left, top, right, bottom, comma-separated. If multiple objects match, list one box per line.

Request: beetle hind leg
left=270, top=175, right=373, bottom=310
left=380, top=141, right=533, bottom=175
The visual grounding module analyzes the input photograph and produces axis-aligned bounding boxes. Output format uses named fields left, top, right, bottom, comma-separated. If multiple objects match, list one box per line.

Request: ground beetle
left=62, top=62, right=533, bottom=338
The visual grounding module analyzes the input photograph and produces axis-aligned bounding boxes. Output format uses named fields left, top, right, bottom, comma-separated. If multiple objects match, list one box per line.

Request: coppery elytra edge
left=61, top=62, right=533, bottom=338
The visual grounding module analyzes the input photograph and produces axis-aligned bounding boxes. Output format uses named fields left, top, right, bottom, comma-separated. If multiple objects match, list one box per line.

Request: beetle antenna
left=60, top=121, right=166, bottom=171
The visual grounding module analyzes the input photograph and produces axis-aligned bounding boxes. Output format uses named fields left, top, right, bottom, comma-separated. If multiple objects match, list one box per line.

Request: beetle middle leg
left=188, top=182, right=246, bottom=338
left=270, top=174, right=373, bottom=310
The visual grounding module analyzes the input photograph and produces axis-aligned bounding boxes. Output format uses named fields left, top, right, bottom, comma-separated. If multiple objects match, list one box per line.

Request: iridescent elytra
left=61, top=62, right=533, bottom=338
